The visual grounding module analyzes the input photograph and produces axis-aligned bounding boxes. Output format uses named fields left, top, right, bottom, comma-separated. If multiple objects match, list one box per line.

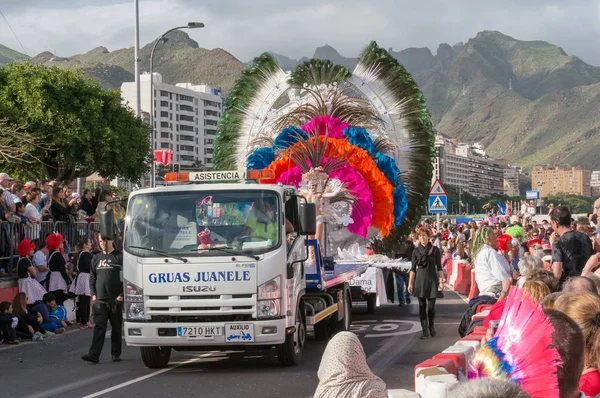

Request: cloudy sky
left=1, top=0, right=599, bottom=64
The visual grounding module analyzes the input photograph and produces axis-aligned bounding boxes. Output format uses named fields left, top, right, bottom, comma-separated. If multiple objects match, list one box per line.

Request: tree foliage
left=0, top=62, right=151, bottom=182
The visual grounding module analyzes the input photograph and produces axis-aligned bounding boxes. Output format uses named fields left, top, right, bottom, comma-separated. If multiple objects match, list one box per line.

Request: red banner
left=154, top=150, right=173, bottom=166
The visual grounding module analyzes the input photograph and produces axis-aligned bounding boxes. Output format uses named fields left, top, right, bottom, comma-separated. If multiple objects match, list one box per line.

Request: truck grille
left=145, top=294, right=256, bottom=317
left=150, top=314, right=253, bottom=323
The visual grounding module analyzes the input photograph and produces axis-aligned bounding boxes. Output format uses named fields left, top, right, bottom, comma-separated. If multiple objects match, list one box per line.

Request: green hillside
left=0, top=43, right=29, bottom=66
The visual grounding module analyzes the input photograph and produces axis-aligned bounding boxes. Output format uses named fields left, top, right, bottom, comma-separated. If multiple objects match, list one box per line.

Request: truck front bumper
left=124, top=318, right=287, bottom=347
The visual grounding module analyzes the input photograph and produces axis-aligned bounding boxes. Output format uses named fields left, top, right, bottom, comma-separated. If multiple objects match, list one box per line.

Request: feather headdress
left=214, top=43, right=434, bottom=241
left=468, top=287, right=562, bottom=398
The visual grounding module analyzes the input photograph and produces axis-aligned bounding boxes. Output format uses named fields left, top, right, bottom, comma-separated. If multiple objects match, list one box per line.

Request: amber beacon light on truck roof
left=163, top=169, right=276, bottom=184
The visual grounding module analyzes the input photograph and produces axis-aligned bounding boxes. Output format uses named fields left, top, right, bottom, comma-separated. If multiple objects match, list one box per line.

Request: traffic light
left=174, top=163, right=180, bottom=173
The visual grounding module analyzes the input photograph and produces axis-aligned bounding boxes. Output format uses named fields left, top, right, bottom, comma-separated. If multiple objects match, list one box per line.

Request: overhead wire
left=0, top=8, right=29, bottom=56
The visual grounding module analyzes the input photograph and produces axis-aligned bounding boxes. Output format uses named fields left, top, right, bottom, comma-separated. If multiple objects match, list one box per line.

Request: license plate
left=225, top=323, right=254, bottom=342
left=177, top=326, right=223, bottom=337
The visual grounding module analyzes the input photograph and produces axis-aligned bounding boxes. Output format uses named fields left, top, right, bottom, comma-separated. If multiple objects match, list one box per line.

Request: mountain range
left=1, top=30, right=600, bottom=171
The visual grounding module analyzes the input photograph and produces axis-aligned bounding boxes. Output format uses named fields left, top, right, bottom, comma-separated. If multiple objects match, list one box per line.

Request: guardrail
left=0, top=220, right=101, bottom=278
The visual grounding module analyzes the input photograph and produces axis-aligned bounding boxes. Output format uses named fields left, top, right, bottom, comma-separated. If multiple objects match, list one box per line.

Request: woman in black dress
left=408, top=228, right=443, bottom=339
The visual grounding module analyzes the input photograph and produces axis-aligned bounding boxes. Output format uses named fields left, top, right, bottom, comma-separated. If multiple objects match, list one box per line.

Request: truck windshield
left=125, top=190, right=281, bottom=257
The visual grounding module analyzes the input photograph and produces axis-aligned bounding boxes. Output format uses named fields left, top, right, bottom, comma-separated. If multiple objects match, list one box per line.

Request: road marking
left=365, top=320, right=420, bottom=338
left=352, top=320, right=377, bottom=324
left=22, top=371, right=127, bottom=398
left=81, top=353, right=213, bottom=398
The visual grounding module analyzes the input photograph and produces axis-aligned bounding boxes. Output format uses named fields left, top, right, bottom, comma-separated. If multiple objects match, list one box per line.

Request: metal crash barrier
left=0, top=220, right=102, bottom=277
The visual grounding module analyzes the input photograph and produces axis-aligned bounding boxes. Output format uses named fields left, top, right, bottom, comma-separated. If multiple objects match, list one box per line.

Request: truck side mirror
left=299, top=203, right=316, bottom=236
left=100, top=209, right=115, bottom=240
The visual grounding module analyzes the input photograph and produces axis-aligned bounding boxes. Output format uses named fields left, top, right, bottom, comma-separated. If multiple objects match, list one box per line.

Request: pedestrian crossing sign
left=428, top=195, right=447, bottom=213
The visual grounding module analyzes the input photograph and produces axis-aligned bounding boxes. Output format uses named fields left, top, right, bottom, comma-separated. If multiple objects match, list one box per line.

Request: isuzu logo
left=182, top=286, right=217, bottom=292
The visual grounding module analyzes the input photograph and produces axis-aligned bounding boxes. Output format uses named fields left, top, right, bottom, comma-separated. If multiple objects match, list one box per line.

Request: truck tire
left=366, top=294, right=376, bottom=314
left=140, top=346, right=172, bottom=369
left=277, top=301, right=306, bottom=366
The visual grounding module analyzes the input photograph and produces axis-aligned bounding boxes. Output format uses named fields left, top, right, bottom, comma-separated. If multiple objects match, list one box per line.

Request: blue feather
left=343, top=127, right=376, bottom=155
left=393, top=183, right=408, bottom=227
left=247, top=147, right=275, bottom=170
left=273, top=126, right=307, bottom=149
left=375, top=153, right=400, bottom=186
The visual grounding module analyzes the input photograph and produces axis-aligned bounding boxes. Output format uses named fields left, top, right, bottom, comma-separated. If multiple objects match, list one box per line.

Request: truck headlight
left=258, top=276, right=281, bottom=300
left=257, top=276, right=281, bottom=319
left=125, top=280, right=143, bottom=302
left=126, top=302, right=145, bottom=320
left=257, top=300, right=281, bottom=318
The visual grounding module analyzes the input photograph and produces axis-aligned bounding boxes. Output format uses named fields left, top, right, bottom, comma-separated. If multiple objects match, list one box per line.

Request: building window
left=180, top=104, right=194, bottom=112
left=204, top=100, right=220, bottom=108
left=160, top=90, right=169, bottom=97
left=205, top=148, right=214, bottom=154
left=204, top=109, right=220, bottom=117
left=180, top=135, right=194, bottom=142
left=160, top=100, right=169, bottom=107
left=205, top=138, right=214, bottom=145
left=160, top=143, right=170, bottom=149
left=180, top=115, right=194, bottom=122
left=180, top=124, right=194, bottom=132
left=160, top=111, right=169, bottom=118
left=180, top=95, right=194, bottom=102
left=181, top=155, right=195, bottom=161
left=205, top=157, right=213, bottom=164
left=205, top=129, right=217, bottom=136
left=161, top=132, right=170, bottom=139
left=160, top=121, right=169, bottom=128
left=204, top=120, right=218, bottom=127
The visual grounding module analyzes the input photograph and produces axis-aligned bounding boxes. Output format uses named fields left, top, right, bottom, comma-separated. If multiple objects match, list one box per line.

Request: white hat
left=0, top=173, right=13, bottom=181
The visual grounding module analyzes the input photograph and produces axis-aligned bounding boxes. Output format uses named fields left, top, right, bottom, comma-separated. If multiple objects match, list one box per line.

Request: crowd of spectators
left=316, top=202, right=600, bottom=397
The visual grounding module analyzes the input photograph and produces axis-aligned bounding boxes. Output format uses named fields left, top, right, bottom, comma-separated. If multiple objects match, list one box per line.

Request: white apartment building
left=433, top=135, right=507, bottom=198
left=591, top=170, right=600, bottom=196
left=121, top=72, right=223, bottom=170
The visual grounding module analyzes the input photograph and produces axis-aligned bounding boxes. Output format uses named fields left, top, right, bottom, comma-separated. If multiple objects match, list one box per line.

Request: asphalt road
left=0, top=291, right=467, bottom=398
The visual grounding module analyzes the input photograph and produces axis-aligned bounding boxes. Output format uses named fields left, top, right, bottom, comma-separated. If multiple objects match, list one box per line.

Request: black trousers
left=418, top=297, right=436, bottom=326
left=0, top=314, right=17, bottom=342
left=78, top=295, right=91, bottom=325
left=88, top=300, right=123, bottom=360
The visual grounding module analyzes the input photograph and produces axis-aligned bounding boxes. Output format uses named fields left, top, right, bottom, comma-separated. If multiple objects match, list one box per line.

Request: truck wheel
left=366, top=294, right=376, bottom=314
left=277, top=301, right=306, bottom=366
left=140, top=346, right=172, bottom=369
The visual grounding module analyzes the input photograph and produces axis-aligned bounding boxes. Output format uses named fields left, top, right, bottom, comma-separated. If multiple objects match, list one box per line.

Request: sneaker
left=33, top=332, right=44, bottom=342
left=398, top=302, right=406, bottom=307
left=86, top=322, right=93, bottom=328
left=81, top=354, right=99, bottom=364
left=54, top=328, right=65, bottom=335
left=7, top=340, right=19, bottom=345
left=112, top=355, right=122, bottom=362
left=79, top=324, right=89, bottom=330
left=44, top=331, right=55, bottom=336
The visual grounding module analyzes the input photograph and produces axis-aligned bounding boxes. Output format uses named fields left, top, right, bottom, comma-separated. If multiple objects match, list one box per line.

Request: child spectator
left=33, top=240, right=49, bottom=286
left=30, top=293, right=65, bottom=334
left=16, top=239, right=47, bottom=304
left=11, top=293, right=44, bottom=341
left=0, top=301, right=19, bottom=344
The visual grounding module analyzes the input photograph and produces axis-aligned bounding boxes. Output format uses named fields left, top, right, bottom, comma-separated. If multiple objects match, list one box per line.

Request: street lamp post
left=149, top=22, right=204, bottom=187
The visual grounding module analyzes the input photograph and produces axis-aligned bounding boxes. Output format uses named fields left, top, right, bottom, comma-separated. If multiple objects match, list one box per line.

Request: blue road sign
left=429, top=195, right=447, bottom=213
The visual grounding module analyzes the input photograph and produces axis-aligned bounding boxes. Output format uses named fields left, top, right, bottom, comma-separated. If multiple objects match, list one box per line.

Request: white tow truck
left=100, top=170, right=369, bottom=368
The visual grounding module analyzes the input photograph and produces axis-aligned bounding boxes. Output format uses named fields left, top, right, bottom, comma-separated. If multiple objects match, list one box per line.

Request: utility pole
left=134, top=0, right=141, bottom=117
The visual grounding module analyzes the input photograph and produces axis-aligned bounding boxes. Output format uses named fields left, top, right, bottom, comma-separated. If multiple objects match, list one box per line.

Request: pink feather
left=301, top=115, right=348, bottom=139
left=493, top=288, right=562, bottom=398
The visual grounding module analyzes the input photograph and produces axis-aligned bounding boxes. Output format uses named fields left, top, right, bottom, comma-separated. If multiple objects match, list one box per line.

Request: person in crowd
left=33, top=240, right=49, bottom=287
left=24, top=190, right=48, bottom=244
left=82, top=236, right=124, bottom=364
left=472, top=226, right=512, bottom=300
left=526, top=268, right=560, bottom=292
left=16, top=239, right=47, bottom=305
left=550, top=206, right=592, bottom=284
left=70, top=238, right=93, bottom=329
left=0, top=301, right=19, bottom=344
left=46, top=232, right=71, bottom=305
left=542, top=292, right=564, bottom=311
left=408, top=228, right=443, bottom=339
left=79, top=189, right=96, bottom=217
left=516, top=255, right=544, bottom=287
left=544, top=309, right=586, bottom=398
left=30, top=293, right=65, bottom=334
left=454, top=241, right=469, bottom=261
left=314, top=331, right=387, bottom=398
left=49, top=185, right=78, bottom=223
left=447, top=378, right=532, bottom=398
left=38, top=179, right=50, bottom=209
left=554, top=293, right=600, bottom=396
left=562, top=276, right=598, bottom=295
left=508, top=238, right=522, bottom=271
left=11, top=293, right=44, bottom=341
left=393, top=236, right=414, bottom=306
left=10, top=183, right=25, bottom=204
left=0, top=173, right=16, bottom=213
left=91, top=187, right=102, bottom=211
